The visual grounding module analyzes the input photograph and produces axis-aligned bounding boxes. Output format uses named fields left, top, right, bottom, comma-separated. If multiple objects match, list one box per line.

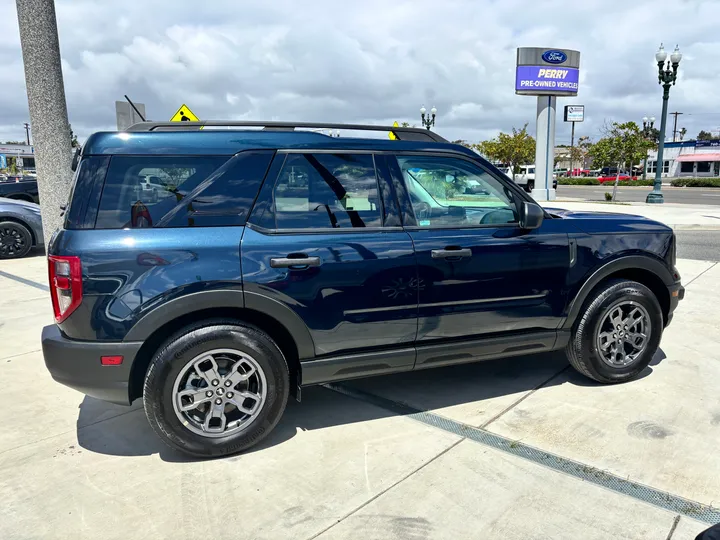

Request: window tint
left=268, top=153, right=382, bottom=229
left=162, top=152, right=273, bottom=227
left=96, top=156, right=226, bottom=228
left=396, top=155, right=518, bottom=228
left=65, top=156, right=110, bottom=229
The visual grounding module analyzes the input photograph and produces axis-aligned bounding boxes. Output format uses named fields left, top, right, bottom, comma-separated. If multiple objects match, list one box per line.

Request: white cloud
left=1, top=0, right=719, bottom=144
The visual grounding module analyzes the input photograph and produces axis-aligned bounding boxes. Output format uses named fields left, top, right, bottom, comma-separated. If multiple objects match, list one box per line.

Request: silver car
left=0, top=198, right=44, bottom=259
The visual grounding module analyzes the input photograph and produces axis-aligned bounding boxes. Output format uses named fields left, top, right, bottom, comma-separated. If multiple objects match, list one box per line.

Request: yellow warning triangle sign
left=388, top=121, right=399, bottom=140
left=170, top=104, right=200, bottom=122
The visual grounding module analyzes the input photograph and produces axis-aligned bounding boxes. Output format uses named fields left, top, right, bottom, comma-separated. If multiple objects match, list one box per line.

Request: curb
left=669, top=224, right=720, bottom=231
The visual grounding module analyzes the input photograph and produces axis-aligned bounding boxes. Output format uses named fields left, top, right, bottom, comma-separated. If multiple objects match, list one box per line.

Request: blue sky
left=1, top=0, right=718, bottom=144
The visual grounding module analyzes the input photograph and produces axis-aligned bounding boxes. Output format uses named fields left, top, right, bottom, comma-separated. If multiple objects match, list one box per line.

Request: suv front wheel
left=566, top=280, right=663, bottom=384
left=143, top=320, right=289, bottom=457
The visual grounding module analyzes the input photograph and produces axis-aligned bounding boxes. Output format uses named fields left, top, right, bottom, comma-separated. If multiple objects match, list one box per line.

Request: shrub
left=605, top=192, right=613, bottom=201
left=670, top=177, right=720, bottom=187
left=557, top=178, right=600, bottom=185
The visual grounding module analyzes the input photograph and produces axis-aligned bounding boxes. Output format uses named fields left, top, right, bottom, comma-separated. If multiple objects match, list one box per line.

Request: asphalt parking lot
left=1, top=252, right=718, bottom=539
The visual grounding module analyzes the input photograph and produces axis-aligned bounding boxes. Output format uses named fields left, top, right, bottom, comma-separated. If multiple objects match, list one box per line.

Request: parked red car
left=569, top=168, right=591, bottom=177
left=598, top=174, right=639, bottom=184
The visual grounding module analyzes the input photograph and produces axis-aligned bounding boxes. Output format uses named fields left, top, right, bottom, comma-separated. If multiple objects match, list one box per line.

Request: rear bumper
left=42, top=325, right=142, bottom=405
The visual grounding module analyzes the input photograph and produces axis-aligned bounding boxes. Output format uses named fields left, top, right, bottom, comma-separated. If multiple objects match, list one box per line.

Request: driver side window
left=396, top=155, right=518, bottom=228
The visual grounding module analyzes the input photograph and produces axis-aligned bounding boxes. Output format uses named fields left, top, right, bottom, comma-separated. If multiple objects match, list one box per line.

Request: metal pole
left=16, top=0, right=74, bottom=247
left=647, top=86, right=669, bottom=204
left=533, top=95, right=557, bottom=201
left=569, top=121, right=575, bottom=177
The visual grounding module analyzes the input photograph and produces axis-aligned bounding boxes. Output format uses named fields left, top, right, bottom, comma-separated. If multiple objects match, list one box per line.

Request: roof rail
left=125, top=121, right=448, bottom=143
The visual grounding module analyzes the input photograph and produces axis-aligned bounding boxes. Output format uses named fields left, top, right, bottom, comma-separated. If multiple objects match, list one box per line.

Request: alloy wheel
left=595, top=301, right=652, bottom=368
left=172, top=348, right=267, bottom=438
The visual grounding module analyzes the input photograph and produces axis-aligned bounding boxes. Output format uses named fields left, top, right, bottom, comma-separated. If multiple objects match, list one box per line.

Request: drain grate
left=324, top=382, right=720, bottom=525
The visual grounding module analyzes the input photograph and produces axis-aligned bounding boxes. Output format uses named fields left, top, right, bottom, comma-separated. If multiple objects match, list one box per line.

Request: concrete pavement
left=1, top=253, right=717, bottom=539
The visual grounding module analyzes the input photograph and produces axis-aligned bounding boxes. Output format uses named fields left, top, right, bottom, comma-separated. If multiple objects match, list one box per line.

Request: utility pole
left=569, top=121, right=576, bottom=177
left=16, top=0, right=74, bottom=248
left=23, top=122, right=31, bottom=145
left=670, top=111, right=683, bottom=142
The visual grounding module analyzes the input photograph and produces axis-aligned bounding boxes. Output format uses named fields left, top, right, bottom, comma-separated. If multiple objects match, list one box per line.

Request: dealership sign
left=516, top=66, right=579, bottom=93
left=516, top=47, right=580, bottom=96
left=696, top=140, right=720, bottom=148
left=564, top=105, right=584, bottom=122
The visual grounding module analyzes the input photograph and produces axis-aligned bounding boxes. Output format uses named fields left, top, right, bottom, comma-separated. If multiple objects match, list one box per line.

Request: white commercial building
left=646, top=140, right=720, bottom=178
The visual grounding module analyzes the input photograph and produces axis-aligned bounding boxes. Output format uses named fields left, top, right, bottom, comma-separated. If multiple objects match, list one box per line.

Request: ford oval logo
left=542, top=50, right=567, bottom=64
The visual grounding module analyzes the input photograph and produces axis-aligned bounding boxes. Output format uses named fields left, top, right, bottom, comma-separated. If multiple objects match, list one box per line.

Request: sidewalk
left=541, top=200, right=720, bottom=230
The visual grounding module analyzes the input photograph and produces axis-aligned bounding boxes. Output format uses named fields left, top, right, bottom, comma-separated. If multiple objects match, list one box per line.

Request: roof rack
left=125, top=121, right=448, bottom=143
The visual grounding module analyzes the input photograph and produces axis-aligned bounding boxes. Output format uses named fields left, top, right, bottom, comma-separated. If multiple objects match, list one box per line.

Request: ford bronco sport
left=42, top=121, right=684, bottom=457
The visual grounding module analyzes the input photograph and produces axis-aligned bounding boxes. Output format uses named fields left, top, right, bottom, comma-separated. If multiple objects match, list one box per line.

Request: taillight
left=48, top=255, right=82, bottom=323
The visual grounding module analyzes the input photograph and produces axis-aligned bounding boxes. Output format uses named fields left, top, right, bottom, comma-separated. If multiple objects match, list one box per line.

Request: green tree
left=589, top=122, right=654, bottom=199
left=2, top=140, right=24, bottom=145
left=589, top=122, right=652, bottom=169
left=697, top=130, right=719, bottom=141
left=69, top=125, right=79, bottom=148
left=475, top=124, right=535, bottom=180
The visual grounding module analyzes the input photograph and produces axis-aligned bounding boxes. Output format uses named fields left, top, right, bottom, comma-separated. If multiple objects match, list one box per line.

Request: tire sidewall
left=579, top=284, right=663, bottom=381
left=144, top=324, right=288, bottom=457
left=0, top=221, right=32, bottom=259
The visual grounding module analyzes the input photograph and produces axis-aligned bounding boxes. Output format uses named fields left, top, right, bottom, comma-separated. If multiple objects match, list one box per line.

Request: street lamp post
left=420, top=105, right=437, bottom=130
left=642, top=116, right=655, bottom=181
left=647, top=44, right=682, bottom=204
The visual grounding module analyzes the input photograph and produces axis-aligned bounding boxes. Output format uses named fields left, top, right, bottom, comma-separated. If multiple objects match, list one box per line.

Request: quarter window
left=95, top=153, right=272, bottom=229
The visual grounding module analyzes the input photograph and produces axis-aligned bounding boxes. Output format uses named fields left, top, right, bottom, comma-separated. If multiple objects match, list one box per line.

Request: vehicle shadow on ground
left=75, top=348, right=666, bottom=462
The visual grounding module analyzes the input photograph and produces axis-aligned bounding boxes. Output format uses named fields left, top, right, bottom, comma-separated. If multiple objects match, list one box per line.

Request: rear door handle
left=431, top=248, right=472, bottom=259
left=270, top=255, right=322, bottom=269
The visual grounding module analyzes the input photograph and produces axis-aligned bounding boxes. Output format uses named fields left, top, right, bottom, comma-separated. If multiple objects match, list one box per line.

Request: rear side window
left=95, top=152, right=272, bottom=228
left=258, top=153, right=383, bottom=229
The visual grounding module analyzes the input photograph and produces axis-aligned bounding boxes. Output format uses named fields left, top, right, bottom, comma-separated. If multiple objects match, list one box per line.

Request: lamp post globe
left=420, top=105, right=437, bottom=130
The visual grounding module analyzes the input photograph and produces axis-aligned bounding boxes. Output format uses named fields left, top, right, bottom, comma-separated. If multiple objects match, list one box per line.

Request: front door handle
left=431, top=248, right=472, bottom=259
left=270, top=255, right=322, bottom=269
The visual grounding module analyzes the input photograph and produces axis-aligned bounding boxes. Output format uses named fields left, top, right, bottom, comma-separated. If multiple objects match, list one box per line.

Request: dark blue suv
left=42, top=121, right=684, bottom=457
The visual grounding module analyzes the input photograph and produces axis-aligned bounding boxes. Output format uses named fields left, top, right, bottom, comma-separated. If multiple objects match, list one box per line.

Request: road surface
left=676, top=230, right=720, bottom=261
left=557, top=185, right=720, bottom=205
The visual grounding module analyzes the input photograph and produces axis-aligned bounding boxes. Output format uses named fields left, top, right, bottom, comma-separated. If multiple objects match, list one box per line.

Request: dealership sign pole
left=516, top=48, right=581, bottom=201
left=564, top=105, right=584, bottom=176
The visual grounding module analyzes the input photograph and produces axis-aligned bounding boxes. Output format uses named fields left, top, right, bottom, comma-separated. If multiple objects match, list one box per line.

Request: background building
left=0, top=143, right=36, bottom=171
left=646, top=140, right=720, bottom=178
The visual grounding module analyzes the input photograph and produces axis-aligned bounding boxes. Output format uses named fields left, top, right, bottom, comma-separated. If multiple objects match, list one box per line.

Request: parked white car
left=515, top=165, right=557, bottom=193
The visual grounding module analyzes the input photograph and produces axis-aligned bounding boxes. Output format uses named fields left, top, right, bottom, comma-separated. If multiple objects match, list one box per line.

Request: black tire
left=566, top=280, right=663, bottom=384
left=526, top=180, right=534, bottom=192
left=143, top=319, right=289, bottom=458
left=0, top=220, right=32, bottom=259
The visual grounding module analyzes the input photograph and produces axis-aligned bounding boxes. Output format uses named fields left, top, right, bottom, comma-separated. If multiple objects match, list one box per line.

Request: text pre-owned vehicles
left=42, top=122, right=684, bottom=458
left=0, top=198, right=43, bottom=259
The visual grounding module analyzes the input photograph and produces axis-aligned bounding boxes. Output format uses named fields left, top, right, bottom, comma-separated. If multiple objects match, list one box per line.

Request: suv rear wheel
left=566, top=280, right=663, bottom=383
left=143, top=320, right=289, bottom=457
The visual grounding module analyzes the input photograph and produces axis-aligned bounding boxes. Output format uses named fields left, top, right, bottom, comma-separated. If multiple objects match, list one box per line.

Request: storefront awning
left=676, top=153, right=720, bottom=162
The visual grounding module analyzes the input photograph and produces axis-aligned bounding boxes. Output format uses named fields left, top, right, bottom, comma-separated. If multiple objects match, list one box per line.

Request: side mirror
left=520, top=201, right=544, bottom=230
